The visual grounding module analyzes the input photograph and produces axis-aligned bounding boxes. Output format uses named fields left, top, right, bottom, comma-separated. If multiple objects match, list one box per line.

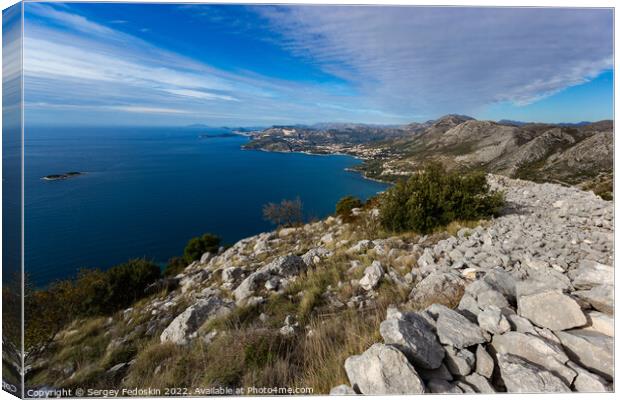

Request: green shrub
left=380, top=163, right=504, bottom=234
left=163, top=256, right=187, bottom=277
left=67, top=259, right=161, bottom=316
left=335, top=196, right=363, bottom=222
left=184, top=233, right=221, bottom=263
left=98, top=259, right=161, bottom=314
left=25, top=259, right=161, bottom=351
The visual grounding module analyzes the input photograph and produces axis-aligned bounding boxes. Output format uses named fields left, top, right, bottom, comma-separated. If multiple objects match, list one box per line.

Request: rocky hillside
left=243, top=123, right=411, bottom=156
left=244, top=116, right=613, bottom=198
left=28, top=175, right=613, bottom=394
left=366, top=118, right=613, bottom=200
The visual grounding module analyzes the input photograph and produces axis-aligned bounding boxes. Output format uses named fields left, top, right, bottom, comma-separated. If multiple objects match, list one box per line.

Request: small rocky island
left=41, top=172, right=83, bottom=181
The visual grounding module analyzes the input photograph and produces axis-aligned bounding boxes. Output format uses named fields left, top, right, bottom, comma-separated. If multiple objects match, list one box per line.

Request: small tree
left=380, top=162, right=504, bottom=234
left=335, top=195, right=363, bottom=222
left=262, top=197, right=304, bottom=227
left=184, top=233, right=221, bottom=263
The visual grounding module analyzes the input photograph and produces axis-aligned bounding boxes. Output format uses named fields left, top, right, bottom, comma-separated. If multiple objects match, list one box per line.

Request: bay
left=24, top=126, right=388, bottom=286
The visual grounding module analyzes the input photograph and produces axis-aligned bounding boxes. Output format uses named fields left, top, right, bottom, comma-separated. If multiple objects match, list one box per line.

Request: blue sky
left=23, top=3, right=613, bottom=126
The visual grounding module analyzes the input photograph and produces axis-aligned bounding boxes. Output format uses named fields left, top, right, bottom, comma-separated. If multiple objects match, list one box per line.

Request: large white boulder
left=497, top=353, right=570, bottom=393
left=379, top=312, right=444, bottom=369
left=359, top=261, right=384, bottom=291
left=344, top=343, right=425, bottom=394
left=517, top=289, right=586, bottom=331
left=160, top=297, right=234, bottom=345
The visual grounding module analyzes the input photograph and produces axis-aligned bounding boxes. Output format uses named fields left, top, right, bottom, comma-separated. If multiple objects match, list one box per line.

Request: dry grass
left=121, top=249, right=409, bottom=393
left=442, top=219, right=486, bottom=236
left=123, top=341, right=206, bottom=389
left=30, top=225, right=427, bottom=394
left=296, top=310, right=382, bottom=392
left=293, top=281, right=408, bottom=394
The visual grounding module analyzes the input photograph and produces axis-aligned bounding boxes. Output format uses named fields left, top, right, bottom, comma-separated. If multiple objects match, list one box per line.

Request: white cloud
left=22, top=5, right=373, bottom=125
left=163, top=89, right=239, bottom=102
left=257, top=6, right=613, bottom=114
left=27, top=2, right=127, bottom=41
left=23, top=4, right=613, bottom=124
left=106, top=106, right=191, bottom=115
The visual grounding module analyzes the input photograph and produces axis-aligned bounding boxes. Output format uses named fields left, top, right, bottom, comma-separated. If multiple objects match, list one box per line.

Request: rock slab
left=344, top=343, right=425, bottom=394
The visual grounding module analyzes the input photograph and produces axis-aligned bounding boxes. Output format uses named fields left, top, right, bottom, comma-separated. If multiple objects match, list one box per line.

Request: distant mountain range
left=189, top=118, right=595, bottom=132
left=243, top=114, right=613, bottom=199
left=497, top=119, right=594, bottom=127
left=186, top=124, right=267, bottom=132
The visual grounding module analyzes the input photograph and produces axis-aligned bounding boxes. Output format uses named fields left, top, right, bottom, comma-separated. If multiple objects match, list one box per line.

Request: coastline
left=241, top=145, right=394, bottom=185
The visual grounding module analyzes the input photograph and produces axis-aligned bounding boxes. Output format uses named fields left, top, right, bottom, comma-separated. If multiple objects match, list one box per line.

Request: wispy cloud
left=257, top=6, right=613, bottom=115
left=163, top=89, right=239, bottom=102
left=23, top=4, right=613, bottom=125
left=23, top=4, right=292, bottom=122
left=107, top=106, right=191, bottom=114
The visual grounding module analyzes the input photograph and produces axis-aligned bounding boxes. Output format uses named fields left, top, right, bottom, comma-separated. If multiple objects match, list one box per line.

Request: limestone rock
left=329, top=385, right=356, bottom=395
left=427, top=380, right=463, bottom=394
left=179, top=270, right=210, bottom=293
left=261, top=255, right=307, bottom=277
left=516, top=270, right=571, bottom=297
left=457, top=293, right=481, bottom=321
left=556, top=329, right=613, bottom=380
left=199, top=252, right=213, bottom=264
left=347, top=240, right=373, bottom=254
left=455, top=381, right=476, bottom=393
left=436, top=308, right=489, bottom=348
left=497, top=353, right=571, bottom=393
left=492, top=331, right=576, bottom=385
left=344, top=344, right=425, bottom=394
left=483, top=269, right=517, bottom=303
left=409, top=272, right=466, bottom=309
left=517, top=289, right=586, bottom=331
left=359, top=261, right=384, bottom=291
left=583, top=311, right=614, bottom=336
left=264, top=277, right=280, bottom=291
left=233, top=270, right=271, bottom=304
left=302, top=247, right=332, bottom=267
left=504, top=311, right=537, bottom=334
left=417, top=363, right=453, bottom=382
left=476, top=289, right=509, bottom=309
left=443, top=346, right=475, bottom=377
left=320, top=233, right=335, bottom=244
left=477, top=305, right=510, bottom=334
left=569, top=260, right=613, bottom=290
left=573, top=285, right=613, bottom=315
left=475, top=345, right=494, bottom=379
left=379, top=312, right=444, bottom=369
left=160, top=297, right=234, bottom=345
left=462, top=373, right=496, bottom=393
left=221, top=266, right=243, bottom=284
left=107, top=362, right=128, bottom=374
left=278, top=227, right=298, bottom=238
left=568, top=361, right=611, bottom=392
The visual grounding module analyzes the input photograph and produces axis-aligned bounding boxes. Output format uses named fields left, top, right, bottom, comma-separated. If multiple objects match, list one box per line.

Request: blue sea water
left=24, top=126, right=388, bottom=286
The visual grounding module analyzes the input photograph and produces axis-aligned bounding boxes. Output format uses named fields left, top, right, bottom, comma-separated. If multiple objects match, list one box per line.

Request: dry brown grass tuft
left=295, top=309, right=383, bottom=392
left=442, top=219, right=486, bottom=237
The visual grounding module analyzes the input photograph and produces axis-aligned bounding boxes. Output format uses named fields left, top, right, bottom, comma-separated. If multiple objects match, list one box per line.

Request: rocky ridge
left=33, top=175, right=613, bottom=394
left=331, top=175, right=614, bottom=394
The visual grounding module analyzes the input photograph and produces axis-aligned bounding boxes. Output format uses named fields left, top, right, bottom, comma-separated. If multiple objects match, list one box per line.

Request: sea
left=24, top=126, right=388, bottom=286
